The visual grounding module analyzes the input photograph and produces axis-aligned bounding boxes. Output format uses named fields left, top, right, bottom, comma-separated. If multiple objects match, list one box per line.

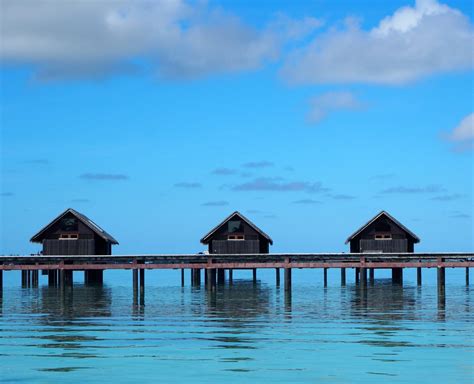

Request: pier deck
left=0, top=252, right=473, bottom=271
left=1, top=253, right=472, bottom=297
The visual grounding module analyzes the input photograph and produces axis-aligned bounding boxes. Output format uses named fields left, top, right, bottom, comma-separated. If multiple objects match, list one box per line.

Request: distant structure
left=30, top=208, right=118, bottom=284
left=201, top=211, right=273, bottom=254
left=31, top=208, right=118, bottom=255
left=345, top=210, right=420, bottom=253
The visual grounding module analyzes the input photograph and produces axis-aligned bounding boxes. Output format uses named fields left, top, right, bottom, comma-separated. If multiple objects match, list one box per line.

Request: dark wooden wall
left=40, top=212, right=112, bottom=255
left=350, top=216, right=415, bottom=253
left=207, top=218, right=270, bottom=254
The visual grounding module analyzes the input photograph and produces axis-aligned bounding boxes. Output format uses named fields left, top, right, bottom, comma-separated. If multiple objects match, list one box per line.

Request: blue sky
left=1, top=0, right=473, bottom=255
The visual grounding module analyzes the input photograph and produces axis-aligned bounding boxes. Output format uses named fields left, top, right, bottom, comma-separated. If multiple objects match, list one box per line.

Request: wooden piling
left=417, top=267, right=422, bottom=286
left=132, top=273, right=138, bottom=303
left=133, top=269, right=138, bottom=300
left=64, top=270, right=73, bottom=286
left=341, top=268, right=346, bottom=286
left=284, top=268, right=292, bottom=291
left=437, top=264, right=445, bottom=295
left=228, top=269, right=233, bottom=285
left=32, top=270, right=39, bottom=287
left=323, top=268, right=328, bottom=287
left=139, top=269, right=145, bottom=305
left=197, top=269, right=201, bottom=285
left=206, top=269, right=216, bottom=290
left=466, top=268, right=469, bottom=285
left=59, top=269, right=65, bottom=290
left=217, top=269, right=225, bottom=285
left=360, top=268, right=367, bottom=286
left=181, top=269, right=185, bottom=287
left=392, top=268, right=403, bottom=285
left=275, top=268, right=280, bottom=287
left=21, top=271, right=27, bottom=287
left=252, top=268, right=257, bottom=283
left=369, top=268, right=374, bottom=282
left=355, top=268, right=359, bottom=285
left=48, top=270, right=55, bottom=286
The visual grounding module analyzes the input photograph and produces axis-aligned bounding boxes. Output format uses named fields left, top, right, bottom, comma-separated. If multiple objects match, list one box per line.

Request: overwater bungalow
left=200, top=211, right=273, bottom=254
left=345, top=210, right=420, bottom=253
left=30, top=208, right=118, bottom=255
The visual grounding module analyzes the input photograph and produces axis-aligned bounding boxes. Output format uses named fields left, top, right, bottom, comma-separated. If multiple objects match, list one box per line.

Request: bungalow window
left=60, top=217, right=78, bottom=231
left=59, top=234, right=79, bottom=240
left=228, top=235, right=245, bottom=241
left=228, top=220, right=243, bottom=233
left=375, top=233, right=392, bottom=240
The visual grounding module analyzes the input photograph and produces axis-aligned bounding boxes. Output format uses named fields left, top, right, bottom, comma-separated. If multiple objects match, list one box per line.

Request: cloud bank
left=282, top=0, right=473, bottom=85
left=0, top=0, right=319, bottom=81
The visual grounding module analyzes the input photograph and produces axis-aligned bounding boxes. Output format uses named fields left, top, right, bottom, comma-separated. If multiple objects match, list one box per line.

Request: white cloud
left=449, top=113, right=474, bottom=141
left=446, top=113, right=474, bottom=151
left=281, top=0, right=474, bottom=85
left=307, top=91, right=363, bottom=123
left=1, top=0, right=316, bottom=80
left=0, top=0, right=320, bottom=80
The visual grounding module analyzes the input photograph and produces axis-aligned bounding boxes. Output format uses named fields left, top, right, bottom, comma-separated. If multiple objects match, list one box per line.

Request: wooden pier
left=0, top=253, right=472, bottom=297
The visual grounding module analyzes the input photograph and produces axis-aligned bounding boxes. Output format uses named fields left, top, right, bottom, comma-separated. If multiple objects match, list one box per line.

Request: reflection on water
left=0, top=276, right=473, bottom=383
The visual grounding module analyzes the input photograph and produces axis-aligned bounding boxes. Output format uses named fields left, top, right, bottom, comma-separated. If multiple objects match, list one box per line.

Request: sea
left=0, top=268, right=472, bottom=383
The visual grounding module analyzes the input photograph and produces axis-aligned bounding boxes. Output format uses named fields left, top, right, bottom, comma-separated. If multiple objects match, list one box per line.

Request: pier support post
left=252, top=268, right=257, bottom=283
left=323, top=268, right=328, bottom=287
left=437, top=265, right=446, bottom=308
left=369, top=268, right=374, bottom=284
left=64, top=270, right=73, bottom=286
left=217, top=269, right=225, bottom=285
left=48, top=270, right=56, bottom=286
left=206, top=269, right=216, bottom=290
left=228, top=269, right=233, bottom=285
left=341, top=268, right=346, bottom=286
left=0, top=270, right=2, bottom=291
left=437, top=257, right=445, bottom=297
left=181, top=269, right=185, bottom=287
left=360, top=268, right=367, bottom=287
left=190, top=269, right=194, bottom=286
left=139, top=269, right=145, bottom=305
left=85, top=270, right=103, bottom=285
left=59, top=269, right=65, bottom=291
left=192, top=269, right=201, bottom=286
left=276, top=268, right=280, bottom=287
left=392, top=268, right=403, bottom=285
left=355, top=268, right=359, bottom=285
left=284, top=268, right=292, bottom=291
left=32, top=270, right=39, bottom=287
left=417, top=268, right=422, bottom=286
left=21, top=271, right=27, bottom=288
left=133, top=269, right=138, bottom=304
left=466, top=268, right=469, bottom=286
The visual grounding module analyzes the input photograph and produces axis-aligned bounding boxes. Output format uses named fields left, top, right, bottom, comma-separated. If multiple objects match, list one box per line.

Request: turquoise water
left=0, top=269, right=473, bottom=383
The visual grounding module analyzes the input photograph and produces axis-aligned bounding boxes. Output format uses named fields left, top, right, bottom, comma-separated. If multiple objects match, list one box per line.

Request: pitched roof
left=30, top=208, right=119, bottom=244
left=345, top=210, right=420, bottom=244
left=200, top=211, right=273, bottom=245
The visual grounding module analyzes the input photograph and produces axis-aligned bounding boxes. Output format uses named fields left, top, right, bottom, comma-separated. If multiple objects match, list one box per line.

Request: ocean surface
left=0, top=268, right=473, bottom=383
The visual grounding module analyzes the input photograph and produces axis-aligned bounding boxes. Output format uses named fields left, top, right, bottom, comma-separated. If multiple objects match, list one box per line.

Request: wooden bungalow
left=346, top=210, right=419, bottom=253
left=30, top=208, right=118, bottom=255
left=201, top=211, right=273, bottom=254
